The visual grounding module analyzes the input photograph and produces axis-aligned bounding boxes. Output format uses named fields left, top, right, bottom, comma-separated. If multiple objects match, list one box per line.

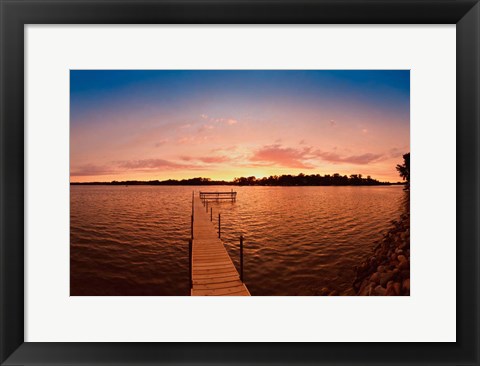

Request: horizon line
left=70, top=175, right=404, bottom=185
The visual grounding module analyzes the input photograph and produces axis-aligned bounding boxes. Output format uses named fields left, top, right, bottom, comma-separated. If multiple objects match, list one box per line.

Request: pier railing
left=200, top=190, right=237, bottom=202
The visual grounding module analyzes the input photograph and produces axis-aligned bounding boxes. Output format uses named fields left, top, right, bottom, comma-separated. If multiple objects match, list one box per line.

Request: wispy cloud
left=71, top=158, right=203, bottom=177
left=154, top=139, right=169, bottom=147
left=198, top=124, right=215, bottom=133
left=116, top=159, right=197, bottom=170
left=315, top=151, right=383, bottom=165
left=249, top=143, right=385, bottom=168
left=211, top=145, right=238, bottom=153
left=389, top=147, right=406, bottom=158
left=200, top=114, right=238, bottom=126
left=70, top=164, right=116, bottom=176
left=181, top=155, right=230, bottom=164
left=250, top=144, right=315, bottom=169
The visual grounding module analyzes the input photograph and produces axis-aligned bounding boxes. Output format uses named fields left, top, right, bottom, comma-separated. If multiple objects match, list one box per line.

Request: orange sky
left=70, top=70, right=410, bottom=183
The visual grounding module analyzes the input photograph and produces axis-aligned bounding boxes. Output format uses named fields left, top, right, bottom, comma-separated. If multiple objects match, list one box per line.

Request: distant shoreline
left=70, top=173, right=405, bottom=186
left=71, top=181, right=405, bottom=186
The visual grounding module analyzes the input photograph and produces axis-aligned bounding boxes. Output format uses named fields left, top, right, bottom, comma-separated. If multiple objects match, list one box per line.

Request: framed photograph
left=69, top=69, right=410, bottom=298
left=1, top=0, right=478, bottom=365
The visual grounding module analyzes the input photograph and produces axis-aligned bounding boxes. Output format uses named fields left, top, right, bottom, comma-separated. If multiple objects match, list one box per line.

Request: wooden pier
left=200, top=190, right=237, bottom=202
left=190, top=193, right=249, bottom=296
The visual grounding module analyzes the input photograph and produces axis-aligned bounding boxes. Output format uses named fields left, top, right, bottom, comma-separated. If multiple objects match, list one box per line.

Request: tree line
left=71, top=173, right=403, bottom=186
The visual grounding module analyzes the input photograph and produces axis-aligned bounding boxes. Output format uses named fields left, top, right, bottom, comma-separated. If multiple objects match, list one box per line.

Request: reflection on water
left=70, top=185, right=407, bottom=296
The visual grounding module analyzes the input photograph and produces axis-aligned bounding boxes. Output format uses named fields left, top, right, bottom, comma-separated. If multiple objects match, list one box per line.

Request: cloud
left=211, top=145, right=237, bottom=153
left=116, top=159, right=195, bottom=170
left=198, top=124, right=214, bottom=132
left=201, top=114, right=238, bottom=126
left=315, top=151, right=383, bottom=165
left=329, top=120, right=336, bottom=127
left=71, top=157, right=213, bottom=177
left=250, top=144, right=315, bottom=169
left=154, top=139, right=169, bottom=147
left=198, top=156, right=229, bottom=163
left=177, top=137, right=195, bottom=144
left=249, top=143, right=385, bottom=168
left=70, top=164, right=116, bottom=176
left=181, top=155, right=230, bottom=164
left=389, top=147, right=406, bottom=158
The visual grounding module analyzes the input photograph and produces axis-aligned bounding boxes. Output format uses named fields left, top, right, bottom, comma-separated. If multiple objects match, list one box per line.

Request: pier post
left=206, top=201, right=208, bottom=213
left=189, top=239, right=192, bottom=289
left=240, top=235, right=244, bottom=283
left=218, top=213, right=221, bottom=238
left=210, top=207, right=213, bottom=221
left=191, top=214, right=193, bottom=239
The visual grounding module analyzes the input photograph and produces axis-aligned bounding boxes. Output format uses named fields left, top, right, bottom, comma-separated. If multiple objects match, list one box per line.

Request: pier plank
left=191, top=194, right=249, bottom=296
left=193, top=275, right=240, bottom=284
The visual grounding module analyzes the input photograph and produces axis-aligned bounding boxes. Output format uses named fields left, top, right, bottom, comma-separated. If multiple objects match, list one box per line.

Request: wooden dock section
left=200, top=190, right=237, bottom=202
left=191, top=194, right=250, bottom=296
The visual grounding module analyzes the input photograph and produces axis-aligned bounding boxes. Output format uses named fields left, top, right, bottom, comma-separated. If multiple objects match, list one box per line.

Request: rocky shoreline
left=353, top=206, right=410, bottom=296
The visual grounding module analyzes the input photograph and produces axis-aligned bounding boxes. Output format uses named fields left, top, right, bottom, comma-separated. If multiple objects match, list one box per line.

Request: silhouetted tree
left=396, top=153, right=410, bottom=184
left=72, top=172, right=394, bottom=186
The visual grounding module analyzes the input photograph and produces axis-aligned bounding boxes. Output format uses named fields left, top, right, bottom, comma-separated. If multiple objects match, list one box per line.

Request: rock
left=379, top=271, right=394, bottom=287
left=398, top=260, right=409, bottom=270
left=357, top=280, right=368, bottom=293
left=320, top=287, right=330, bottom=296
left=359, top=285, right=370, bottom=296
left=370, top=272, right=380, bottom=284
left=366, top=282, right=376, bottom=296
left=353, top=205, right=410, bottom=296
left=393, top=282, right=401, bottom=295
left=385, top=282, right=396, bottom=296
left=374, top=285, right=386, bottom=296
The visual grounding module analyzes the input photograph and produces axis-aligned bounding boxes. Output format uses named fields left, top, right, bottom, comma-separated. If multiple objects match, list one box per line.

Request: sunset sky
left=70, top=70, right=409, bottom=183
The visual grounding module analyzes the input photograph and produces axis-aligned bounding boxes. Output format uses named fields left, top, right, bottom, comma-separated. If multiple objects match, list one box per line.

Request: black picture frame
left=1, top=0, right=479, bottom=365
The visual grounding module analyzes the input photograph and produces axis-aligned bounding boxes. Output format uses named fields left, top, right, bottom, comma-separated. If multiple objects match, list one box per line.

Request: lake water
left=70, top=185, right=407, bottom=296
